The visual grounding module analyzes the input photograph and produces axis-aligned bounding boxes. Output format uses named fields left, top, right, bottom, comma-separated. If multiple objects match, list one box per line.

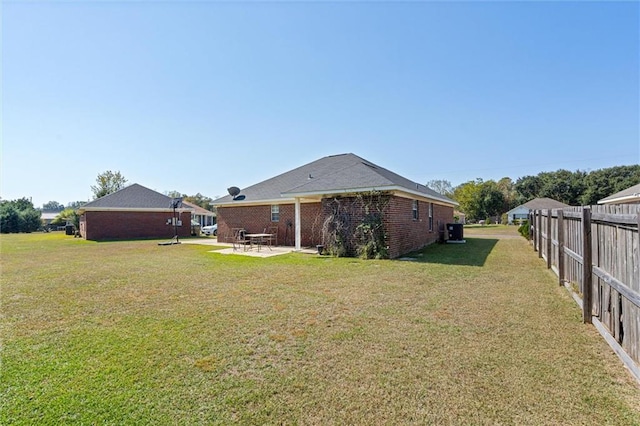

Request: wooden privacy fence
left=530, top=204, right=640, bottom=383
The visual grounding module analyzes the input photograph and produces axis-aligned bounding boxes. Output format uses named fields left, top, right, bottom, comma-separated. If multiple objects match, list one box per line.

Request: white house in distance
left=597, top=182, right=640, bottom=205
left=505, top=197, right=570, bottom=224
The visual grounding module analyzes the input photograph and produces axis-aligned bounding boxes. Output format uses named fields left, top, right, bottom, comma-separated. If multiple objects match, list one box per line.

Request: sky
left=2, top=0, right=639, bottom=208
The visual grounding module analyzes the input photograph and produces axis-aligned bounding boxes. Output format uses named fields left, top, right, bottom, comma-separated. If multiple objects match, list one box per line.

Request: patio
left=181, top=237, right=318, bottom=258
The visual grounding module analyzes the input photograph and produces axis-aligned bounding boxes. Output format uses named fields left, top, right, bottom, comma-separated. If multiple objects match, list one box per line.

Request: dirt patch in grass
left=1, top=233, right=639, bottom=424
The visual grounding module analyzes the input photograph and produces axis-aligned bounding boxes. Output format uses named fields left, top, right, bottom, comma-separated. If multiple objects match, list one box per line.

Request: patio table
left=245, top=233, right=273, bottom=251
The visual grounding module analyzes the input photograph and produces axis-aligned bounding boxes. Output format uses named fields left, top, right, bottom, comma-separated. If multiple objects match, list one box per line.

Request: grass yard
left=1, top=231, right=639, bottom=425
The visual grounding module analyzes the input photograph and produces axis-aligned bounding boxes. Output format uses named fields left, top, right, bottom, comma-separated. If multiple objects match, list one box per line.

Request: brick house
left=213, top=153, right=457, bottom=259
left=78, top=184, right=193, bottom=241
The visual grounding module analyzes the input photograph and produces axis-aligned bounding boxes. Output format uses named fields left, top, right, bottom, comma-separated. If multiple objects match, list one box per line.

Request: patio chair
left=232, top=228, right=250, bottom=251
left=263, top=226, right=278, bottom=247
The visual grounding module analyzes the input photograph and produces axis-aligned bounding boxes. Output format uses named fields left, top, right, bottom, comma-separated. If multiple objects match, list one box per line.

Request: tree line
left=429, top=164, right=639, bottom=222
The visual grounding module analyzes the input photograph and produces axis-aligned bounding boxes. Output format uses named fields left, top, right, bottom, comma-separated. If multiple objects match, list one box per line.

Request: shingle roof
left=213, top=153, right=457, bottom=206
left=598, top=182, right=640, bottom=204
left=519, top=197, right=570, bottom=210
left=79, top=184, right=182, bottom=210
left=182, top=200, right=215, bottom=215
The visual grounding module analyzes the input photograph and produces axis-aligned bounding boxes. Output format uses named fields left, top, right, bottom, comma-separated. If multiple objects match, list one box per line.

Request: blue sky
left=2, top=1, right=639, bottom=208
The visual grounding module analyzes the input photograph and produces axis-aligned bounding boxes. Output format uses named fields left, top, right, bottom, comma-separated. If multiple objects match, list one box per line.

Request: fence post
left=537, top=210, right=542, bottom=259
left=529, top=211, right=534, bottom=243
left=582, top=207, right=592, bottom=324
left=557, top=209, right=565, bottom=286
left=637, top=206, right=640, bottom=287
left=546, top=209, right=552, bottom=269
left=531, top=211, right=536, bottom=251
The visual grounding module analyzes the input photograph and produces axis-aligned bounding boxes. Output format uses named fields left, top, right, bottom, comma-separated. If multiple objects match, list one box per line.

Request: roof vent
left=308, top=174, right=313, bottom=179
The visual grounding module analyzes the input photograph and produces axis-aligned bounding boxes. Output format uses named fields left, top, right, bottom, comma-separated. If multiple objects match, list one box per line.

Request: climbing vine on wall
left=321, top=191, right=389, bottom=259
left=354, top=192, right=389, bottom=259
left=321, top=198, right=351, bottom=257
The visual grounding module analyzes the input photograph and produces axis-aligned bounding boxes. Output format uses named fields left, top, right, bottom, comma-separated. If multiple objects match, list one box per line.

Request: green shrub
left=518, top=220, right=530, bottom=239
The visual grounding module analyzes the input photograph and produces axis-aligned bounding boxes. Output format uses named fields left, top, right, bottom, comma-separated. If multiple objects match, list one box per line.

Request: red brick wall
left=320, top=195, right=387, bottom=257
left=217, top=196, right=453, bottom=258
left=217, top=203, right=323, bottom=247
left=81, top=210, right=191, bottom=241
left=384, top=197, right=453, bottom=258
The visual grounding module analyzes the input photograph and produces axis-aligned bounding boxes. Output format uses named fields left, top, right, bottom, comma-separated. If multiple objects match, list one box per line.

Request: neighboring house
left=182, top=200, right=216, bottom=227
left=41, top=211, right=63, bottom=229
left=212, top=153, right=458, bottom=259
left=505, top=197, right=570, bottom=224
left=78, top=184, right=193, bottom=240
left=597, top=182, right=640, bottom=205
left=453, top=211, right=466, bottom=224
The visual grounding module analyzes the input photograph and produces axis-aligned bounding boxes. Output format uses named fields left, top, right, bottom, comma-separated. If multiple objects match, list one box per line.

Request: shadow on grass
left=400, top=237, right=499, bottom=267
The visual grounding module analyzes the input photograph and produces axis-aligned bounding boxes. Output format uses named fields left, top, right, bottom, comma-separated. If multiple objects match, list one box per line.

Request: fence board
left=529, top=204, right=639, bottom=382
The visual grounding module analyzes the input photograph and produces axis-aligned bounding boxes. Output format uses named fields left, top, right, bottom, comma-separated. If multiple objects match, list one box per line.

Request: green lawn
left=1, top=232, right=639, bottom=425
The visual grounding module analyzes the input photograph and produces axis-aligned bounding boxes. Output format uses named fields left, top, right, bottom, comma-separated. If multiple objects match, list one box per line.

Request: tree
left=496, top=177, right=517, bottom=211
left=67, top=201, right=87, bottom=210
left=537, top=169, right=585, bottom=205
left=52, top=208, right=80, bottom=229
left=479, top=180, right=505, bottom=218
left=580, top=165, right=640, bottom=205
left=425, top=179, right=454, bottom=198
left=21, top=209, right=42, bottom=232
left=184, top=193, right=215, bottom=211
left=12, top=197, right=35, bottom=211
left=91, top=171, right=127, bottom=199
left=452, top=180, right=483, bottom=221
left=0, top=198, right=41, bottom=233
left=514, top=175, right=543, bottom=205
left=452, top=179, right=505, bottom=221
left=165, top=191, right=215, bottom=211
left=42, top=201, right=64, bottom=211
left=0, top=203, right=20, bottom=233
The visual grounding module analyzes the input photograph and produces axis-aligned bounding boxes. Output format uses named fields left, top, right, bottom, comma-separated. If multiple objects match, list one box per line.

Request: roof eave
left=78, top=207, right=192, bottom=214
left=598, top=194, right=640, bottom=205
left=213, top=197, right=298, bottom=207
left=283, top=185, right=459, bottom=206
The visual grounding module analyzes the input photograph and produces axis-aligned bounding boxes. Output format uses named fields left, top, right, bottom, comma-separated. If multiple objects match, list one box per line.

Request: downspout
left=295, top=198, right=301, bottom=251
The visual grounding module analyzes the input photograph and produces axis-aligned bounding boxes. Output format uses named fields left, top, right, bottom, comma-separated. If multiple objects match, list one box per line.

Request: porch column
left=295, top=198, right=301, bottom=251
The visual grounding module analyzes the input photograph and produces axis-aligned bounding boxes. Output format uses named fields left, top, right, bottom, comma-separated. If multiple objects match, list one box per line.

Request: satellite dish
left=233, top=195, right=245, bottom=201
left=227, top=186, right=241, bottom=197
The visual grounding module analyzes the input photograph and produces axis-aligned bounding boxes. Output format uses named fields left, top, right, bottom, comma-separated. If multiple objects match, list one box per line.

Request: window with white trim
left=412, top=200, right=418, bottom=220
left=271, top=205, right=280, bottom=222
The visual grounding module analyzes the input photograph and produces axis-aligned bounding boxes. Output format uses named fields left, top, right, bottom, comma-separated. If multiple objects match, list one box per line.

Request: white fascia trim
left=79, top=207, right=192, bottom=214
left=282, top=185, right=459, bottom=207
left=597, top=194, right=640, bottom=205
left=213, top=198, right=318, bottom=208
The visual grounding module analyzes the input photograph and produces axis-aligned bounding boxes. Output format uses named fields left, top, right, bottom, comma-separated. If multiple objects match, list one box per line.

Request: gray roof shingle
left=213, top=153, right=456, bottom=205
left=519, top=197, right=570, bottom=210
left=598, top=182, right=640, bottom=204
left=80, top=184, right=183, bottom=210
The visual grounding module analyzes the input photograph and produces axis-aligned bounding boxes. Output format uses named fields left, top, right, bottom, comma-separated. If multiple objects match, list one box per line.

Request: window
left=271, top=205, right=280, bottom=222
left=428, top=203, right=433, bottom=232
left=412, top=200, right=419, bottom=220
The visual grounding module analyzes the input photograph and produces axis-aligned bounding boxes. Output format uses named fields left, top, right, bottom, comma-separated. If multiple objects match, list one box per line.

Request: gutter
left=597, top=193, right=640, bottom=205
